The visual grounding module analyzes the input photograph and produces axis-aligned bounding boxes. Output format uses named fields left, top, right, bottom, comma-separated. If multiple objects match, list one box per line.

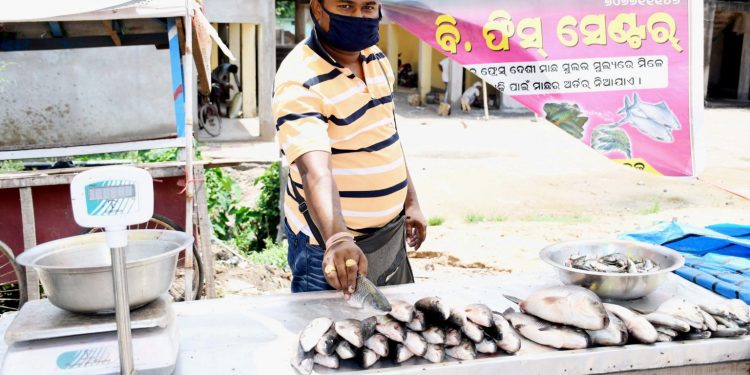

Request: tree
left=276, top=0, right=296, bottom=18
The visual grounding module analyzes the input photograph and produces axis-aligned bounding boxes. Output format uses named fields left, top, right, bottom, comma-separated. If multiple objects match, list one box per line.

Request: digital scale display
left=87, top=185, right=136, bottom=201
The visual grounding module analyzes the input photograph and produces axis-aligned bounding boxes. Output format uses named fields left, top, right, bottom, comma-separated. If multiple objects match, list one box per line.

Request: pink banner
left=383, top=0, right=697, bottom=176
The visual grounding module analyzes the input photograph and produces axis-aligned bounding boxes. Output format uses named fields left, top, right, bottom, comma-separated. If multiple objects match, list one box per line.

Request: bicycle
left=0, top=240, right=27, bottom=314
left=198, top=94, right=222, bottom=137
left=82, top=214, right=204, bottom=301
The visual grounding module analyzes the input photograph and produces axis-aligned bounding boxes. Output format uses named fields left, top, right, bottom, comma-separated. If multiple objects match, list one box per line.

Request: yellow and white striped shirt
left=274, top=32, right=407, bottom=242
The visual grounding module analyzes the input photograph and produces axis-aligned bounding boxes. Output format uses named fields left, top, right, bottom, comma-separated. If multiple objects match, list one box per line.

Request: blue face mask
left=312, top=3, right=382, bottom=52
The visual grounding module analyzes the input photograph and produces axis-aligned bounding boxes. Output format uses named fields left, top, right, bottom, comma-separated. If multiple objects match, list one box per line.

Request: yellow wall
left=432, top=49, right=447, bottom=90
left=377, top=25, right=419, bottom=68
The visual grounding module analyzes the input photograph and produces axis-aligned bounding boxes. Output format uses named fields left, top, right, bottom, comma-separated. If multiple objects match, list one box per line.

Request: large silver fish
left=656, top=298, right=704, bottom=329
left=313, top=353, right=340, bottom=369
left=299, top=317, right=333, bottom=352
left=642, top=312, right=691, bottom=333
left=504, top=310, right=591, bottom=350
left=465, top=304, right=494, bottom=328
left=506, top=286, right=608, bottom=330
left=291, top=342, right=314, bottom=375
left=335, top=319, right=365, bottom=348
left=604, top=303, right=658, bottom=344
left=491, top=313, right=522, bottom=354
left=404, top=330, right=428, bottom=356
left=375, top=314, right=407, bottom=343
left=357, top=348, right=380, bottom=369
left=348, top=275, right=392, bottom=314
left=618, top=93, right=680, bottom=143
left=415, top=296, right=451, bottom=323
left=335, top=340, right=356, bottom=360
left=315, top=326, right=339, bottom=355
left=389, top=299, right=415, bottom=323
left=445, top=338, right=477, bottom=360
left=365, top=333, right=389, bottom=357
left=423, top=344, right=445, bottom=364
left=586, top=312, right=628, bottom=346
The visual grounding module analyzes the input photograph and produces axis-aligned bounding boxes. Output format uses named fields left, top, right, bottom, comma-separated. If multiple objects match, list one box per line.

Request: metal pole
left=482, top=80, right=490, bottom=121
left=183, top=0, right=196, bottom=301
left=111, top=246, right=135, bottom=375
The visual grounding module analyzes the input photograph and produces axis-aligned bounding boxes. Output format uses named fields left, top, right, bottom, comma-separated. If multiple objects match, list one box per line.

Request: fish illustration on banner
left=381, top=0, right=701, bottom=176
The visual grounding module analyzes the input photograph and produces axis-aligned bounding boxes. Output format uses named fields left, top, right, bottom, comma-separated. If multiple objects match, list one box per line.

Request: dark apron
left=356, top=215, right=414, bottom=286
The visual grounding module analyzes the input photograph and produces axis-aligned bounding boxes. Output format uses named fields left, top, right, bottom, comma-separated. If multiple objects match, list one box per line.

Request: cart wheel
left=199, top=103, right=222, bottom=137
left=0, top=240, right=27, bottom=314
left=82, top=214, right=205, bottom=301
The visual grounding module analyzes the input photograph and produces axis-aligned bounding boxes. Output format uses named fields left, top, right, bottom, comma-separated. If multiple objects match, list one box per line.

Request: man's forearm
left=296, top=151, right=348, bottom=242
left=404, top=165, right=420, bottom=210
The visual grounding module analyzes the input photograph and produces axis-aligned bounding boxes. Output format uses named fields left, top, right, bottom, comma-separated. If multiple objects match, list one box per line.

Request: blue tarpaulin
left=621, top=222, right=750, bottom=303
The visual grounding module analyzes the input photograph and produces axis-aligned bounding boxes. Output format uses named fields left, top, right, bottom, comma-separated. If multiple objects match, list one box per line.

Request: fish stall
left=2, top=248, right=748, bottom=374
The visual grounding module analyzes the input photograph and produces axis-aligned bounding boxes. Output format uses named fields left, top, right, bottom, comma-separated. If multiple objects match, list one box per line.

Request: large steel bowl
left=540, top=240, right=685, bottom=300
left=17, top=230, right=193, bottom=314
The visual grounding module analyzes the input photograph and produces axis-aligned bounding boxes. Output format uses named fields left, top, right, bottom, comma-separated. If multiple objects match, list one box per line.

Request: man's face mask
left=312, top=2, right=382, bottom=52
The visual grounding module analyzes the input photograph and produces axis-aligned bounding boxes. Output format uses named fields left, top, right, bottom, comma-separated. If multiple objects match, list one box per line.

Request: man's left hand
left=405, top=204, right=427, bottom=250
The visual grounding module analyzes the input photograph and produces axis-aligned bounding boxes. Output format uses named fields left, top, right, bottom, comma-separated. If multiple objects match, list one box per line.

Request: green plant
left=0, top=160, right=24, bottom=172
left=465, top=213, right=485, bottom=224
left=490, top=215, right=508, bottom=222
left=428, top=216, right=445, bottom=226
left=205, top=167, right=241, bottom=241
left=246, top=238, right=288, bottom=269
left=237, top=162, right=281, bottom=253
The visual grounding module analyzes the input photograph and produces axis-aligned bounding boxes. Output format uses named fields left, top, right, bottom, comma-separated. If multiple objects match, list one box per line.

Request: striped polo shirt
left=274, top=31, right=407, bottom=242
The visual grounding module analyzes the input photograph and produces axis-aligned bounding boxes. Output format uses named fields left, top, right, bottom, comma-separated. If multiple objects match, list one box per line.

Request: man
left=438, top=57, right=451, bottom=103
left=461, top=81, right=482, bottom=112
left=273, top=0, right=427, bottom=297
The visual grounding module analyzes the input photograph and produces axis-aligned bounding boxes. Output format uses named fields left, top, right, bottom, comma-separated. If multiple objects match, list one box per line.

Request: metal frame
left=0, top=1, right=217, bottom=302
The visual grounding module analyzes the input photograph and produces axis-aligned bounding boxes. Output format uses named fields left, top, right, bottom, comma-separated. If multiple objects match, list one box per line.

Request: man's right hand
left=322, top=240, right=368, bottom=297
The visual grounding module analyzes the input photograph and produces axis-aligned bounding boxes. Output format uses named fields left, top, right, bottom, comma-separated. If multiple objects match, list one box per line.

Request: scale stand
left=70, top=166, right=156, bottom=374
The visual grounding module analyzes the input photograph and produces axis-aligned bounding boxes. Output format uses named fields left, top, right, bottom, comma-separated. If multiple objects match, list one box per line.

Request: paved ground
left=201, top=100, right=750, bottom=294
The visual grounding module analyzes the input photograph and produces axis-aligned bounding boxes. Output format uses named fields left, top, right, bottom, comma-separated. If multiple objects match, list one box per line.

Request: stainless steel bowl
left=17, top=230, right=193, bottom=314
left=539, top=239, right=685, bottom=300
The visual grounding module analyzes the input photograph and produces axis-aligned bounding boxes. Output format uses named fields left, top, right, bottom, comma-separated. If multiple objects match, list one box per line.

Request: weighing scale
left=2, top=166, right=180, bottom=374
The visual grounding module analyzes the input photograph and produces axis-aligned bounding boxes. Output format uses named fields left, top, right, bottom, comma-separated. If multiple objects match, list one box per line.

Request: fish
left=415, top=296, right=451, bottom=323
left=365, top=333, right=389, bottom=357
left=492, top=313, right=522, bottom=354
left=348, top=275, right=392, bottom=314
left=713, top=326, right=748, bottom=337
left=422, top=326, right=446, bottom=345
left=389, top=299, right=415, bottom=323
left=699, top=309, right=718, bottom=331
left=726, top=299, right=750, bottom=324
left=291, top=342, right=314, bottom=375
left=656, top=333, right=673, bottom=342
left=465, top=304, right=494, bottom=328
left=313, top=353, right=340, bottom=369
left=299, top=317, right=333, bottom=352
left=448, top=308, right=467, bottom=327
left=390, top=342, right=415, bottom=364
left=335, top=319, right=365, bottom=348
left=504, top=309, right=591, bottom=350
left=335, top=341, right=356, bottom=360
left=655, top=326, right=678, bottom=338
left=445, top=338, right=477, bottom=360
left=713, top=315, right=739, bottom=329
left=461, top=319, right=485, bottom=343
left=506, top=286, right=608, bottom=330
left=475, top=337, right=498, bottom=354
left=700, top=304, right=733, bottom=318
left=603, top=303, right=658, bottom=344
left=683, top=331, right=712, bottom=340
left=361, top=316, right=377, bottom=340
left=656, top=298, right=704, bottom=329
left=404, top=330, right=428, bottom=356
left=618, top=93, right=680, bottom=143
left=375, top=315, right=407, bottom=343
left=315, top=326, right=339, bottom=355
left=567, top=252, right=660, bottom=274
left=642, top=312, right=691, bottom=333
left=586, top=312, right=629, bottom=346
left=357, top=348, right=380, bottom=369
left=445, top=326, right=463, bottom=346
left=406, top=310, right=426, bottom=332
left=423, top=344, right=445, bottom=363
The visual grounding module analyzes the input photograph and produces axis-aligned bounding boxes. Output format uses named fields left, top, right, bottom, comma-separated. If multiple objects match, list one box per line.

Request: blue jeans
left=285, top=221, right=335, bottom=293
